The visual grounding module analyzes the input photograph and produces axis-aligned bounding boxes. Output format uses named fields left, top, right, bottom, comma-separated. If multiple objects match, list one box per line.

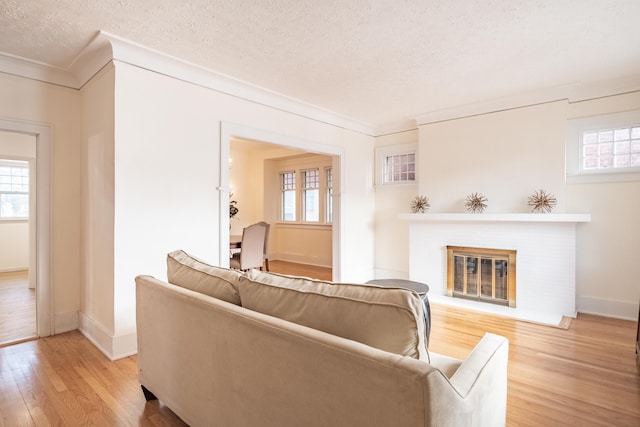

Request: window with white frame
left=375, top=143, right=418, bottom=187
left=281, top=171, right=296, bottom=221
left=302, top=169, right=320, bottom=222
left=0, top=159, right=29, bottom=219
left=325, top=167, right=333, bottom=223
left=277, top=162, right=332, bottom=224
left=567, top=110, right=640, bottom=183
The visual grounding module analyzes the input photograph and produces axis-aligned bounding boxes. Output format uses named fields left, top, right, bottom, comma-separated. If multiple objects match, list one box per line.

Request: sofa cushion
left=239, top=271, right=429, bottom=361
left=167, top=249, right=242, bottom=305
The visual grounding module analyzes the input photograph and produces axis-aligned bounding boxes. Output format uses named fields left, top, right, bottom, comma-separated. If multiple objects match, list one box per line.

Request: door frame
left=0, top=117, right=52, bottom=337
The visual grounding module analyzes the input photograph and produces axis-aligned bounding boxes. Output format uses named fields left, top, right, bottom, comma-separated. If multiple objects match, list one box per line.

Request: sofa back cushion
left=239, top=270, right=429, bottom=361
left=167, top=249, right=242, bottom=305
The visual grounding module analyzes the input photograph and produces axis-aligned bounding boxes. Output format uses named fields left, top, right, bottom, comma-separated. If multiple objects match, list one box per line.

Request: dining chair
left=229, top=222, right=268, bottom=271
left=256, top=221, right=270, bottom=271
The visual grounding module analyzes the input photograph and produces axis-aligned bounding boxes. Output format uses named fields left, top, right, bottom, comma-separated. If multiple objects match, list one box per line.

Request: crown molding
left=2, top=31, right=639, bottom=136
left=86, top=32, right=377, bottom=136
left=413, top=75, right=640, bottom=126
left=0, top=31, right=376, bottom=136
left=568, top=74, right=640, bottom=103
left=413, top=84, right=572, bottom=126
left=0, top=52, right=79, bottom=88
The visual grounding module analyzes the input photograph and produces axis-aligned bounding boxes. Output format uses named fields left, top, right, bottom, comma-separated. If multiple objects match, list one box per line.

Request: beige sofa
left=135, top=250, right=508, bottom=427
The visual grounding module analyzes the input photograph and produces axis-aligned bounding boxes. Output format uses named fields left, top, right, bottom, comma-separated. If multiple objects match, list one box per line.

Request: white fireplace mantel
left=398, top=213, right=591, bottom=223
left=400, top=212, right=591, bottom=326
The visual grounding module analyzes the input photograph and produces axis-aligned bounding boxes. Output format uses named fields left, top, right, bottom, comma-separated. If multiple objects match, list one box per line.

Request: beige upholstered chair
left=230, top=222, right=268, bottom=271
left=256, top=221, right=270, bottom=271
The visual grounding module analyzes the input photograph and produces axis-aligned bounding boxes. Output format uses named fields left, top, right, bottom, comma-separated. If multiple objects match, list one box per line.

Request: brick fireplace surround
left=400, top=213, right=591, bottom=326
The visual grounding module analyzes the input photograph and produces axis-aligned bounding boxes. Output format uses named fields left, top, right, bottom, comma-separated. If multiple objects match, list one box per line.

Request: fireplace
left=446, top=246, right=516, bottom=307
left=400, top=213, right=591, bottom=324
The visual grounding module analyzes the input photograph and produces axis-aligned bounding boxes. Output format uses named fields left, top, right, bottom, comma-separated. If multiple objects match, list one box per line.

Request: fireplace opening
left=446, top=246, right=516, bottom=307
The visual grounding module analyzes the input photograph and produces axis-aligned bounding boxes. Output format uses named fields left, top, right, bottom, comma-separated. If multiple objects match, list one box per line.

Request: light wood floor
left=1, top=262, right=638, bottom=426
left=0, top=270, right=36, bottom=347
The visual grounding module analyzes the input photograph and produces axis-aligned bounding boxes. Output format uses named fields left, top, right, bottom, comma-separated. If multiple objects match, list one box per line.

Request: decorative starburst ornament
left=528, top=189, right=557, bottom=213
left=465, top=192, right=488, bottom=213
left=410, top=195, right=430, bottom=213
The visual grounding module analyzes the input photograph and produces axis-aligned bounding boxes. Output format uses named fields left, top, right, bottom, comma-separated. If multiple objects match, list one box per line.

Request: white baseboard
left=78, top=312, right=138, bottom=360
left=0, top=267, right=28, bottom=273
left=576, top=296, right=639, bottom=320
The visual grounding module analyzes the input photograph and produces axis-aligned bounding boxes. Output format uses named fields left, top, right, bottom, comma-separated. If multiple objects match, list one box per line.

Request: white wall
left=373, top=128, right=419, bottom=279
left=566, top=91, right=640, bottom=319
left=0, top=72, right=82, bottom=334
left=0, top=132, right=35, bottom=272
left=374, top=95, right=640, bottom=319
left=79, top=64, right=117, bottom=355
left=89, top=60, right=374, bottom=358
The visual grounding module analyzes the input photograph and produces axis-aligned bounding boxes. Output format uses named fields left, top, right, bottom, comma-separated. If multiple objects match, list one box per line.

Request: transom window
left=384, top=153, right=416, bottom=183
left=375, top=143, right=418, bottom=187
left=582, top=126, right=640, bottom=170
left=0, top=159, right=29, bottom=219
left=566, top=110, right=640, bottom=183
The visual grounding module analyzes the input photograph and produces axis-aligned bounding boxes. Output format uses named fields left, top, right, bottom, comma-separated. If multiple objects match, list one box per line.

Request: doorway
left=0, top=133, right=36, bottom=345
left=0, top=118, right=52, bottom=344
left=220, top=123, right=343, bottom=280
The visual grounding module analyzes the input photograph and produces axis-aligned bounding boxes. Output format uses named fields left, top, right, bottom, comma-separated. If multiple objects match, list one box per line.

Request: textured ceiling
left=1, top=0, right=640, bottom=130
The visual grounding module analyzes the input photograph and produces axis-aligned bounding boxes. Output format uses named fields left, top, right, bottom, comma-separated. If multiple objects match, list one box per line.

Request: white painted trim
left=414, top=75, right=640, bottom=126
left=220, top=122, right=345, bottom=280
left=78, top=312, right=138, bottom=360
left=399, top=213, right=591, bottom=223
left=100, top=32, right=375, bottom=136
left=577, top=296, right=638, bottom=321
left=0, top=117, right=52, bottom=338
left=2, top=33, right=639, bottom=137
left=0, top=267, right=28, bottom=273
left=0, top=53, right=78, bottom=88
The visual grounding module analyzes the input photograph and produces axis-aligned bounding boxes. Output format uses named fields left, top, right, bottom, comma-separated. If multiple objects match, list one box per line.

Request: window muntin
left=0, top=160, right=29, bottom=219
left=281, top=171, right=296, bottom=222
left=302, top=169, right=319, bottom=222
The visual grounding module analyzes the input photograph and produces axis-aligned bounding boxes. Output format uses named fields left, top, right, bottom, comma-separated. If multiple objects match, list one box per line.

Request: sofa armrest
left=449, top=333, right=509, bottom=397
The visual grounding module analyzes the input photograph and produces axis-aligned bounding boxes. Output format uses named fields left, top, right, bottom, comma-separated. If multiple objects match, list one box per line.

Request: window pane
left=614, top=128, right=630, bottom=141
left=282, top=190, right=296, bottom=221
left=598, top=130, right=614, bottom=142
left=304, top=189, right=319, bottom=222
left=0, top=193, right=28, bottom=218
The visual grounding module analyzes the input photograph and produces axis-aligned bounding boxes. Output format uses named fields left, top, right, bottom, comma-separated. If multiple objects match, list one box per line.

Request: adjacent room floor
left=0, top=270, right=36, bottom=347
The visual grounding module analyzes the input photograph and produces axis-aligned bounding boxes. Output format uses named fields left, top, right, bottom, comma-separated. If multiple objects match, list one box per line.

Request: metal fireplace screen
left=446, top=246, right=516, bottom=307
